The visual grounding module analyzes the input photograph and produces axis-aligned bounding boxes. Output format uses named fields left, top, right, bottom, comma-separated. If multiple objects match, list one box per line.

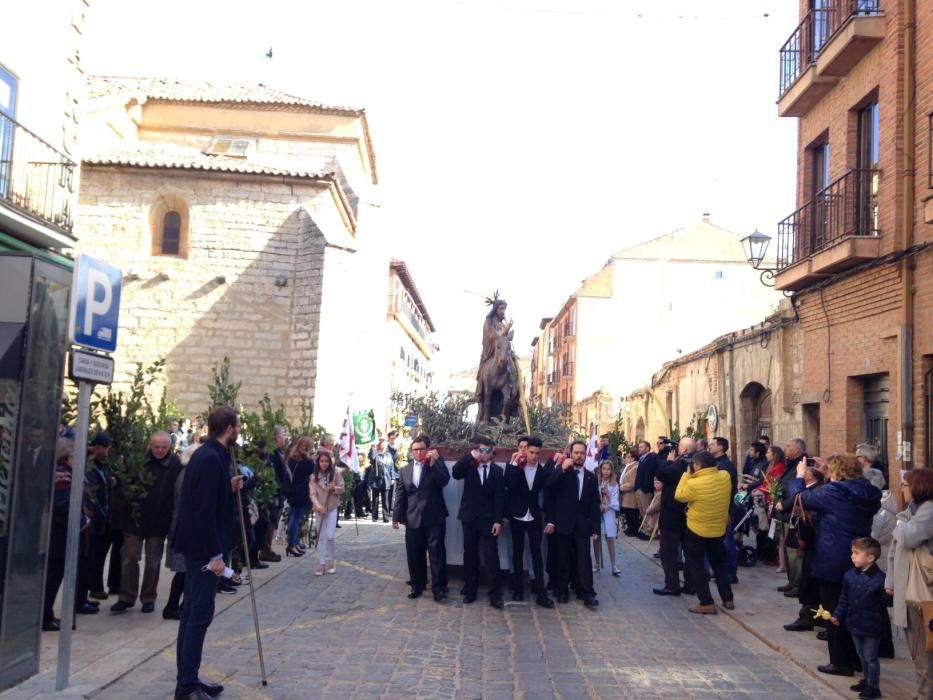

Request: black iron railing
left=0, top=113, right=75, bottom=235
left=776, top=168, right=879, bottom=270
left=778, top=0, right=882, bottom=98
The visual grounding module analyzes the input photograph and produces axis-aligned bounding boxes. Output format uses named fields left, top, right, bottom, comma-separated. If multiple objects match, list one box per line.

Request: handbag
left=785, top=493, right=810, bottom=550
left=904, top=540, right=933, bottom=651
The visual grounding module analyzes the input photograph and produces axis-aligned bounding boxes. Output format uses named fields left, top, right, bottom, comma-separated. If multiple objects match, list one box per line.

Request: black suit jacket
left=655, top=455, right=689, bottom=532
left=452, top=455, right=505, bottom=528
left=545, top=465, right=600, bottom=537
left=634, top=452, right=659, bottom=492
left=392, top=459, right=450, bottom=529
left=504, top=461, right=550, bottom=521
left=171, top=438, right=235, bottom=561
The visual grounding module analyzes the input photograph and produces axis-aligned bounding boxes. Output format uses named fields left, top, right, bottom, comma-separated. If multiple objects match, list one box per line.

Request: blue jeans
left=287, top=505, right=308, bottom=548
left=175, top=559, right=217, bottom=694
left=851, top=633, right=881, bottom=689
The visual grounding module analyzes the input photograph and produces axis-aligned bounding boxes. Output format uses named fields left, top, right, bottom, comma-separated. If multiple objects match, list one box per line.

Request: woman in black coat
left=285, top=436, right=315, bottom=557
left=787, top=453, right=881, bottom=677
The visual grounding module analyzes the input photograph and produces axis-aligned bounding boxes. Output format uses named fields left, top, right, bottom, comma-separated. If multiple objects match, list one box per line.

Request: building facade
left=386, top=259, right=437, bottom=417
left=529, top=217, right=783, bottom=427
left=0, top=1, right=89, bottom=690
left=623, top=301, right=804, bottom=463
left=75, top=76, right=387, bottom=429
left=772, top=0, right=932, bottom=482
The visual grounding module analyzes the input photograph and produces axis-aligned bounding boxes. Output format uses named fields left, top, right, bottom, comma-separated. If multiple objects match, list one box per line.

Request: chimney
left=702, top=212, right=711, bottom=223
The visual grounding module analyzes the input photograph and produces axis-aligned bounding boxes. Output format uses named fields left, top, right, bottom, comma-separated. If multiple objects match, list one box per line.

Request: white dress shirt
left=575, top=466, right=584, bottom=500
left=413, top=461, right=423, bottom=488
left=513, top=463, right=539, bottom=522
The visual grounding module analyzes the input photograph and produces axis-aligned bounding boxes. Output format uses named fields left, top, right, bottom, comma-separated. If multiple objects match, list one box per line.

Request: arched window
left=161, top=211, right=181, bottom=255
left=149, top=193, right=189, bottom=257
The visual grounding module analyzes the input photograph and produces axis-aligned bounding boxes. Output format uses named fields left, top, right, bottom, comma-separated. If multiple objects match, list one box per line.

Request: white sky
left=82, top=0, right=798, bottom=377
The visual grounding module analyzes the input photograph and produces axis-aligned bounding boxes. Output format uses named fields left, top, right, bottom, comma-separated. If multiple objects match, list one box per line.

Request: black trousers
left=660, top=528, right=687, bottom=592
left=817, top=579, right=859, bottom=668
left=511, top=518, right=545, bottom=596
left=405, top=523, right=446, bottom=595
left=44, top=554, right=65, bottom=621
left=107, top=529, right=123, bottom=594
left=545, top=531, right=558, bottom=588
left=462, top=520, right=502, bottom=598
left=684, top=528, right=733, bottom=606
left=622, top=507, right=641, bottom=536
left=796, top=548, right=821, bottom=622
left=370, top=488, right=388, bottom=520
left=88, top=530, right=109, bottom=594
left=555, top=530, right=595, bottom=600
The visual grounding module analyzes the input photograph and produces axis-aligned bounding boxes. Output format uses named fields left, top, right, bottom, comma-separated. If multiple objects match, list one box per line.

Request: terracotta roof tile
left=87, top=76, right=364, bottom=115
left=83, top=141, right=334, bottom=180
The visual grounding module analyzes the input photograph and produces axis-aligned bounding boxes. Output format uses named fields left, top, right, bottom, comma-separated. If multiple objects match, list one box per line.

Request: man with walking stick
left=171, top=406, right=243, bottom=699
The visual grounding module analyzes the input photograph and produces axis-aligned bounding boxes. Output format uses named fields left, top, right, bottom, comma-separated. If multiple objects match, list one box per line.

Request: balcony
left=774, top=168, right=881, bottom=291
left=0, top=113, right=76, bottom=246
left=778, top=1, right=885, bottom=117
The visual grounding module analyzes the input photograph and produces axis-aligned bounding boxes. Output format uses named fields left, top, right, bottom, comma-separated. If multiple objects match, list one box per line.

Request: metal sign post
left=55, top=380, right=91, bottom=691
left=56, top=255, right=121, bottom=690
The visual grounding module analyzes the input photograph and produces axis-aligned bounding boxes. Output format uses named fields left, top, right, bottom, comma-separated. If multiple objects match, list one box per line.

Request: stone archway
left=636, top=417, right=646, bottom=442
left=739, top=382, right=772, bottom=449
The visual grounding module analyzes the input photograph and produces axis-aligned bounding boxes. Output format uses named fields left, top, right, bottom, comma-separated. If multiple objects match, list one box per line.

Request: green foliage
left=670, top=412, right=708, bottom=443
left=207, top=356, right=241, bottom=411
left=604, top=404, right=635, bottom=467
left=392, top=392, right=573, bottom=451
left=94, top=361, right=165, bottom=526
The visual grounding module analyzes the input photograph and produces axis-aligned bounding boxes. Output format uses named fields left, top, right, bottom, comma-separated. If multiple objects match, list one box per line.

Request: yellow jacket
left=674, top=467, right=732, bottom=538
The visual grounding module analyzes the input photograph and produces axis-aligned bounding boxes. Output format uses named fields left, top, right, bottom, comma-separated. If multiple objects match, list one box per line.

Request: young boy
left=831, top=536, right=887, bottom=699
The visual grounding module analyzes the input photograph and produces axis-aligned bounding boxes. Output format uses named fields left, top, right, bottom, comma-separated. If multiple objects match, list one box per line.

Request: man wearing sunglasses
left=392, top=435, right=449, bottom=602
left=452, top=436, right=506, bottom=608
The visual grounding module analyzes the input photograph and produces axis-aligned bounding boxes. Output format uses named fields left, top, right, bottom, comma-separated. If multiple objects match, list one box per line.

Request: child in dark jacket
left=832, top=537, right=887, bottom=700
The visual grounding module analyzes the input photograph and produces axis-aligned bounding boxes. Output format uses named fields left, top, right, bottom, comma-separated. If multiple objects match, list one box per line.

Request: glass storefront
left=0, top=253, right=71, bottom=690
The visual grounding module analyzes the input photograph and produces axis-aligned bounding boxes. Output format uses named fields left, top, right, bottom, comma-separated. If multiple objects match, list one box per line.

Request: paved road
left=93, top=521, right=835, bottom=700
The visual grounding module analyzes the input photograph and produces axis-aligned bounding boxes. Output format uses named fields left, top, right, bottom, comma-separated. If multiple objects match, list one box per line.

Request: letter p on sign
left=68, top=255, right=122, bottom=353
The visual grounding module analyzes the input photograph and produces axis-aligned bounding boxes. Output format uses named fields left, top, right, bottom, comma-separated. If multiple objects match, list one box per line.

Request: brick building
left=74, top=76, right=389, bottom=428
left=770, top=0, right=932, bottom=483
left=528, top=217, right=782, bottom=431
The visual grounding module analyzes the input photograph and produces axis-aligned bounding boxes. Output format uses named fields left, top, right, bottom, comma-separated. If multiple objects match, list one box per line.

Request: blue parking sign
left=68, top=254, right=122, bottom=353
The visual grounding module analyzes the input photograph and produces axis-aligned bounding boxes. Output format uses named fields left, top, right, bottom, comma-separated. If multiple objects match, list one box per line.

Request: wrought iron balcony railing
left=0, top=113, right=76, bottom=235
left=776, top=168, right=879, bottom=270
left=779, top=0, right=882, bottom=97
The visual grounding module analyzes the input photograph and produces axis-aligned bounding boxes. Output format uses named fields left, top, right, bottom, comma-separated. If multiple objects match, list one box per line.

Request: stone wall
left=74, top=166, right=334, bottom=422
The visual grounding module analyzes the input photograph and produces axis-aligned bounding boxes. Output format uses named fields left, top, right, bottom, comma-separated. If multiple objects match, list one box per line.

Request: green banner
left=353, top=410, right=376, bottom=444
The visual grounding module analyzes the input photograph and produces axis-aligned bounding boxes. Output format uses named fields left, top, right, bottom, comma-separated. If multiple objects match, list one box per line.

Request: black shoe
left=816, top=664, right=854, bottom=677
left=162, top=607, right=181, bottom=620
left=76, top=603, right=99, bottom=615
left=199, top=681, right=224, bottom=697
left=783, top=588, right=799, bottom=597
left=141, top=602, right=155, bottom=613
left=489, top=596, right=504, bottom=609
left=463, top=594, right=477, bottom=604
left=110, top=600, right=133, bottom=614
left=218, top=581, right=237, bottom=595
left=816, top=630, right=828, bottom=641
left=850, top=680, right=868, bottom=692
left=556, top=594, right=569, bottom=604
left=858, top=687, right=881, bottom=699
left=777, top=583, right=795, bottom=592
left=85, top=600, right=100, bottom=607
left=652, top=588, right=681, bottom=596
left=460, top=585, right=468, bottom=595
left=433, top=592, right=446, bottom=603
left=536, top=595, right=555, bottom=608
left=783, top=621, right=814, bottom=632
left=652, top=552, right=661, bottom=559
left=729, top=574, right=739, bottom=585
left=89, top=590, right=109, bottom=600
left=174, top=690, right=210, bottom=700
left=249, top=560, right=269, bottom=570
left=407, top=589, right=423, bottom=600
left=682, top=587, right=696, bottom=596
left=512, top=591, right=524, bottom=602
left=42, top=618, right=61, bottom=632
left=583, top=598, right=599, bottom=608
left=335, top=523, right=342, bottom=528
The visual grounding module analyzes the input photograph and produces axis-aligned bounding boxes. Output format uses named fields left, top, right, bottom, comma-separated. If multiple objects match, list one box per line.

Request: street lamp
left=741, top=229, right=777, bottom=287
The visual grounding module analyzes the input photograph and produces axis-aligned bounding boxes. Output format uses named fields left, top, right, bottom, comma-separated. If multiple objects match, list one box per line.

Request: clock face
left=706, top=404, right=719, bottom=432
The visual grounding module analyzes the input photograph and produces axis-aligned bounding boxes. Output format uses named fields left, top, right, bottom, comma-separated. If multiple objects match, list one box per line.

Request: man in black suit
left=504, top=436, right=554, bottom=608
left=545, top=440, right=601, bottom=608
left=633, top=440, right=659, bottom=540
left=171, top=406, right=244, bottom=700
left=392, top=434, right=450, bottom=603
left=452, top=435, right=506, bottom=609
left=653, top=437, right=696, bottom=597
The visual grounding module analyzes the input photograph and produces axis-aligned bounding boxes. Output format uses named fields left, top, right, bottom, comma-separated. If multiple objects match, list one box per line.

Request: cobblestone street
left=14, top=520, right=868, bottom=700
